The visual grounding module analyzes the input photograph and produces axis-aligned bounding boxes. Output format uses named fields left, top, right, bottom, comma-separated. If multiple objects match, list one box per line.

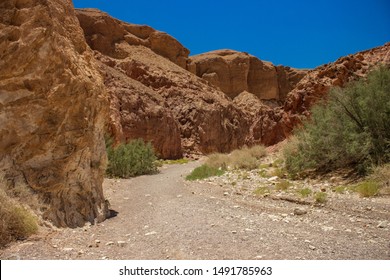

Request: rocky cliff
left=76, top=8, right=390, bottom=155
left=76, top=9, right=250, bottom=157
left=0, top=0, right=109, bottom=227
left=188, top=50, right=306, bottom=101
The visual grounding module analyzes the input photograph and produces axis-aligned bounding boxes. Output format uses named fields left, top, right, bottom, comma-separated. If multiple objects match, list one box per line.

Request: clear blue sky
left=73, top=0, right=390, bottom=69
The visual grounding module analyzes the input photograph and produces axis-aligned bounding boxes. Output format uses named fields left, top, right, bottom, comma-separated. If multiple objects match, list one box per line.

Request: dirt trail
left=1, top=161, right=389, bottom=260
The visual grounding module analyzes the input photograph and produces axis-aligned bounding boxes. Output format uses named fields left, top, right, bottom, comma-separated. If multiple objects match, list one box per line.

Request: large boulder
left=0, top=0, right=109, bottom=227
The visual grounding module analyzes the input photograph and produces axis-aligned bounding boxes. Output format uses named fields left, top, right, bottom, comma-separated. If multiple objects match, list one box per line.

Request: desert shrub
left=106, top=138, right=157, bottom=178
left=186, top=164, right=225, bottom=181
left=253, top=186, right=271, bottom=196
left=297, top=188, right=312, bottom=197
left=0, top=189, right=38, bottom=248
left=284, top=67, right=390, bottom=175
left=230, top=149, right=258, bottom=170
left=355, top=181, right=380, bottom=197
left=246, top=145, right=267, bottom=159
left=275, top=180, right=292, bottom=191
left=206, top=153, right=229, bottom=169
left=368, top=164, right=390, bottom=189
left=314, top=192, right=328, bottom=204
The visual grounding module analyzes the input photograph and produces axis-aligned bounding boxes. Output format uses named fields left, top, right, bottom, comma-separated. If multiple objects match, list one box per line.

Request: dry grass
left=206, top=145, right=267, bottom=171
left=206, top=153, right=229, bottom=169
left=369, top=164, right=390, bottom=193
left=0, top=188, right=38, bottom=248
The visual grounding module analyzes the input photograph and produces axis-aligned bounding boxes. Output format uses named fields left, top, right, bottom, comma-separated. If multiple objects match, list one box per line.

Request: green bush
left=284, top=67, right=390, bottom=175
left=106, top=138, right=157, bottom=178
left=186, top=164, right=225, bottom=181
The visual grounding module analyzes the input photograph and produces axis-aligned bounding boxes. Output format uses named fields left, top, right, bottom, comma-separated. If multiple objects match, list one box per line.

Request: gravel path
left=1, top=161, right=389, bottom=260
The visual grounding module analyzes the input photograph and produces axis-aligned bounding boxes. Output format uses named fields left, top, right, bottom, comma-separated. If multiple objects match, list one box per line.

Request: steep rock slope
left=77, top=9, right=250, bottom=156
left=188, top=50, right=306, bottom=101
left=76, top=9, right=189, bottom=69
left=280, top=43, right=390, bottom=135
left=98, top=57, right=183, bottom=159
left=0, top=0, right=109, bottom=227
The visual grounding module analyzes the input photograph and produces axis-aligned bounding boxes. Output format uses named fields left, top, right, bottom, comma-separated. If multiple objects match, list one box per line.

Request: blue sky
left=73, top=0, right=390, bottom=69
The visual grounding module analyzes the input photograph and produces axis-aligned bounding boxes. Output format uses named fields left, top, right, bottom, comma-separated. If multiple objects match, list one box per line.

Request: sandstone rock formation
left=77, top=9, right=250, bottom=157
left=76, top=9, right=189, bottom=69
left=0, top=0, right=109, bottom=227
left=274, top=43, right=390, bottom=142
left=98, top=57, right=183, bottom=159
left=188, top=50, right=306, bottom=101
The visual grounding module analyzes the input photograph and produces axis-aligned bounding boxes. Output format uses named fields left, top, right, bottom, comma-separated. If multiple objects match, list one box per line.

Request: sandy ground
left=1, top=161, right=389, bottom=260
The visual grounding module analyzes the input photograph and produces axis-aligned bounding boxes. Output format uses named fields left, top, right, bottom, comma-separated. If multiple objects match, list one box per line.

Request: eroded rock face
left=77, top=10, right=250, bottom=157
left=284, top=43, right=390, bottom=116
left=188, top=50, right=306, bottom=101
left=98, top=57, right=183, bottom=159
left=0, top=0, right=109, bottom=227
left=76, top=9, right=190, bottom=69
left=269, top=43, right=390, bottom=141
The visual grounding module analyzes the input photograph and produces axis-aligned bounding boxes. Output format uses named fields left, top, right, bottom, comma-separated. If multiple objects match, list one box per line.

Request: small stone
left=377, top=221, right=387, bottom=228
left=294, top=208, right=307, bottom=216
left=345, top=229, right=352, bottom=232
left=95, top=240, right=101, bottom=244
left=231, top=230, right=237, bottom=234
left=145, top=231, right=157, bottom=236
left=309, top=245, right=316, bottom=250
left=223, top=192, right=229, bottom=196
left=304, top=240, right=311, bottom=243
left=233, top=205, right=240, bottom=208
left=117, top=241, right=126, bottom=247
left=281, top=213, right=288, bottom=217
left=255, top=255, right=263, bottom=259
left=78, top=250, right=84, bottom=255
left=322, top=226, right=334, bottom=232
left=268, top=176, right=279, bottom=181
left=105, top=241, right=114, bottom=246
left=176, top=194, right=182, bottom=198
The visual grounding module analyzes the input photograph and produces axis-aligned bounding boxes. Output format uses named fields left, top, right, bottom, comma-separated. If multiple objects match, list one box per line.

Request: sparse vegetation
left=355, top=181, right=380, bottom=197
left=298, top=188, right=312, bottom=198
left=368, top=164, right=390, bottom=189
left=0, top=188, right=38, bottom=248
left=186, top=164, right=225, bottom=181
left=315, top=192, right=328, bottom=204
left=333, top=185, right=348, bottom=194
left=254, top=186, right=271, bottom=196
left=205, top=145, right=267, bottom=171
left=157, top=158, right=189, bottom=166
left=275, top=180, right=292, bottom=191
left=106, top=138, right=158, bottom=178
left=284, top=67, right=390, bottom=176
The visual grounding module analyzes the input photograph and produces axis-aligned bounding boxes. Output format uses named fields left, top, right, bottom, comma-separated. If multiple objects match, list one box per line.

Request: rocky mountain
left=0, top=1, right=388, bottom=228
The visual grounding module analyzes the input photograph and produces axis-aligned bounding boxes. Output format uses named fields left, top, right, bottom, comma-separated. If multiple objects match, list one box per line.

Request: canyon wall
left=0, top=0, right=109, bottom=227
